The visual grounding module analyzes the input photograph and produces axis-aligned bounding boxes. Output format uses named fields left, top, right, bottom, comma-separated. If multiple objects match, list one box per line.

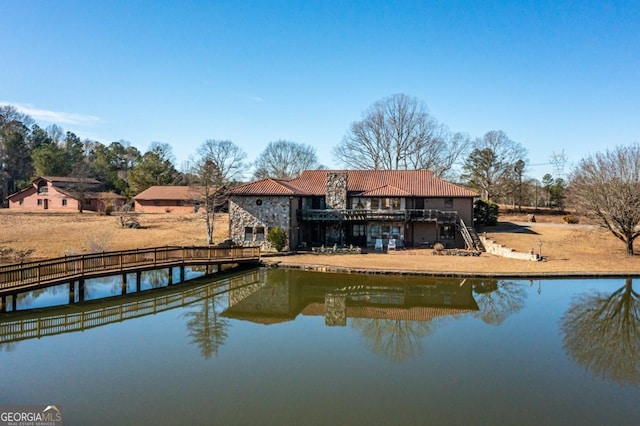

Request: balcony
left=298, top=209, right=458, bottom=223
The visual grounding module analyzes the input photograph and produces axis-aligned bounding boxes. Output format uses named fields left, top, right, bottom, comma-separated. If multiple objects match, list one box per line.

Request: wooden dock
left=0, top=245, right=261, bottom=300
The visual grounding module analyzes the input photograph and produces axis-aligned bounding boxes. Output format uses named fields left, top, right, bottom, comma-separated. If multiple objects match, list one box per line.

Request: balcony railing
left=298, top=209, right=458, bottom=223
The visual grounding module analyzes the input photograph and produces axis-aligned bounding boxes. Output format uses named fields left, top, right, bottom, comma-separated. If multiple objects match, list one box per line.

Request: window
left=255, top=227, right=265, bottom=241
left=381, top=226, right=390, bottom=239
left=37, top=199, right=42, bottom=206
left=352, top=224, right=366, bottom=237
left=351, top=198, right=365, bottom=209
left=372, top=198, right=401, bottom=210
left=37, top=181, right=48, bottom=194
left=444, top=198, right=453, bottom=208
left=441, top=224, right=456, bottom=239
left=19, top=199, right=24, bottom=206
left=370, top=225, right=401, bottom=240
left=244, top=227, right=253, bottom=241
left=62, top=198, right=67, bottom=206
left=177, top=200, right=185, bottom=206
left=256, top=199, right=263, bottom=206
left=389, top=226, right=400, bottom=239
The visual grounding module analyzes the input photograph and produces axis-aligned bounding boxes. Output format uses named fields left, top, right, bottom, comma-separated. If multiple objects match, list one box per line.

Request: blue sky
left=1, top=0, right=638, bottom=180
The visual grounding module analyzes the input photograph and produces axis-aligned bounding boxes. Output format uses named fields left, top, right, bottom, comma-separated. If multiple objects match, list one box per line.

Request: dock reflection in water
left=0, top=268, right=258, bottom=346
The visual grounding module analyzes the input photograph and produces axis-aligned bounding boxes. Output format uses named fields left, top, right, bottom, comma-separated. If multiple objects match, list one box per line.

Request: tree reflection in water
left=141, top=269, right=170, bottom=289
left=182, top=292, right=229, bottom=359
left=16, top=284, right=66, bottom=307
left=561, top=278, right=640, bottom=385
left=472, top=279, right=527, bottom=325
left=351, top=318, right=436, bottom=363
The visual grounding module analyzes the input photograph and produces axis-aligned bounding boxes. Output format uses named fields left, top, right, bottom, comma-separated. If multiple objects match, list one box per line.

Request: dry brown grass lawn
left=1, top=209, right=639, bottom=275
left=0, top=210, right=229, bottom=261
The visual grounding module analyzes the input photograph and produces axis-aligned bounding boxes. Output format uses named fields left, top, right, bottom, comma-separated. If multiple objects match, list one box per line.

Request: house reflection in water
left=222, top=269, right=480, bottom=327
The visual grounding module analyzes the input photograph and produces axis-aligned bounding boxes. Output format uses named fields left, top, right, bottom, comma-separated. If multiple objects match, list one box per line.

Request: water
left=1, top=268, right=638, bottom=425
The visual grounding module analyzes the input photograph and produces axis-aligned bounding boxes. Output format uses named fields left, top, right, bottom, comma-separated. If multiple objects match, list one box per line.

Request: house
left=228, top=170, right=479, bottom=250
left=6, top=176, right=125, bottom=212
left=133, top=186, right=208, bottom=213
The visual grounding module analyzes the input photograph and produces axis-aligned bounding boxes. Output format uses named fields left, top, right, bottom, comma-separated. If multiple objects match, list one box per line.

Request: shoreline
left=261, top=259, right=640, bottom=279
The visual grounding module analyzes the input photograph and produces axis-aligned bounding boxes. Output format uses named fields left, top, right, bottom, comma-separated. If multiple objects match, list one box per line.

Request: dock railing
left=0, top=245, right=261, bottom=293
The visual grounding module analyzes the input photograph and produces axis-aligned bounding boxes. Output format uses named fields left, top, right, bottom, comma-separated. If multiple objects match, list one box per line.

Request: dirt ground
left=1, top=209, right=638, bottom=275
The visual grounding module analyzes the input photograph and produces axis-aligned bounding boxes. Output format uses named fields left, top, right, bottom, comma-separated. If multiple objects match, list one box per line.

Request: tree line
left=0, top=105, right=325, bottom=202
left=0, top=98, right=560, bottom=208
left=2, top=94, right=639, bottom=255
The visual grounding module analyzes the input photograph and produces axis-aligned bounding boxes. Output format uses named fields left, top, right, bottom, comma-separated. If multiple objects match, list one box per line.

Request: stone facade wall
left=229, top=195, right=291, bottom=250
left=325, top=294, right=347, bottom=326
left=325, top=172, right=347, bottom=209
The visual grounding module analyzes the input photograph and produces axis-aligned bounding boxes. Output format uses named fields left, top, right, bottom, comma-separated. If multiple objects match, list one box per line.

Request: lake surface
left=1, top=268, right=639, bottom=425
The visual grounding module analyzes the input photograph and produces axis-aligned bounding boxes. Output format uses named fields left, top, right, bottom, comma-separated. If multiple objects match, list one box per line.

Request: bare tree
left=569, top=143, right=640, bottom=256
left=192, top=139, right=248, bottom=244
left=460, top=130, right=528, bottom=201
left=196, top=139, right=247, bottom=185
left=253, top=139, right=323, bottom=180
left=67, top=161, right=94, bottom=213
left=332, top=94, right=467, bottom=176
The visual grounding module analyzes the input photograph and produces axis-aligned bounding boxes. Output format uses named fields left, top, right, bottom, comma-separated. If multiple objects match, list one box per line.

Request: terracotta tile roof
left=6, top=177, right=104, bottom=200
left=134, top=186, right=208, bottom=200
left=300, top=303, right=476, bottom=321
left=359, top=185, right=411, bottom=197
left=230, top=178, right=297, bottom=195
left=229, top=170, right=478, bottom=197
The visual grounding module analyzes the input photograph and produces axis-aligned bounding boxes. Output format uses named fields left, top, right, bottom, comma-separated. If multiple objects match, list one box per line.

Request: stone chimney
left=325, top=172, right=347, bottom=209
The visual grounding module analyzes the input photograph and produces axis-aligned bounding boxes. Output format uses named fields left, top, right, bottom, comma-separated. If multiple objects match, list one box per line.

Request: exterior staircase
left=458, top=218, right=485, bottom=252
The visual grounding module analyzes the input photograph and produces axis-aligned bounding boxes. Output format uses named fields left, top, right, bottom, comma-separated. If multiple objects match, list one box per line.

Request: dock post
left=69, top=281, right=75, bottom=304
left=11, top=294, right=17, bottom=312
left=180, top=266, right=185, bottom=283
left=121, top=273, right=127, bottom=295
left=0, top=295, right=5, bottom=313
left=78, top=279, right=85, bottom=303
left=168, top=267, right=173, bottom=285
left=136, top=271, right=142, bottom=292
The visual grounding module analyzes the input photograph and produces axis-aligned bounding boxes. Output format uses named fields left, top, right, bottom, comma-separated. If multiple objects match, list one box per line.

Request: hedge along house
left=133, top=186, right=212, bottom=213
left=6, top=176, right=125, bottom=212
left=228, top=170, right=481, bottom=251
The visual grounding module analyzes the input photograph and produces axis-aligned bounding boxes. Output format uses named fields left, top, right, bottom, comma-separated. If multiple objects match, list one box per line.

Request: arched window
left=37, top=181, right=48, bottom=194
